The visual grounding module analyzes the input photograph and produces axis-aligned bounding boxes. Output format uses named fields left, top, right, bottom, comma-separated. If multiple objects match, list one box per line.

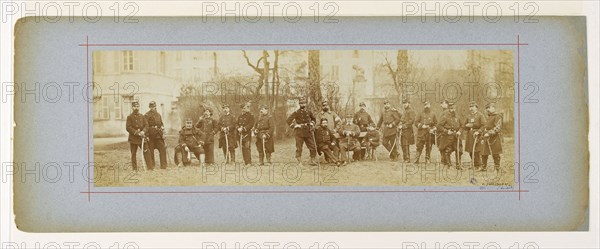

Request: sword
left=310, top=128, right=321, bottom=167
left=238, top=127, right=243, bottom=162
left=455, top=132, right=460, bottom=168
left=472, top=134, right=479, bottom=169
left=140, top=135, right=147, bottom=172
left=224, top=128, right=230, bottom=162
left=262, top=134, right=267, bottom=163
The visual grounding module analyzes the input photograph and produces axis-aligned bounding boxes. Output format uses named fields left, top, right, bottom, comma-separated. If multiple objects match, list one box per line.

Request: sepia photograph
left=92, top=49, right=515, bottom=187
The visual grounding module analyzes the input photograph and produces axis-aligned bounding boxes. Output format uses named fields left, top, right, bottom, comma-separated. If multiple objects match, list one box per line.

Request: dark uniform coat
left=437, top=112, right=461, bottom=151
left=178, top=127, right=204, bottom=148
left=315, top=126, right=337, bottom=149
left=363, top=130, right=381, bottom=147
left=286, top=108, right=316, bottom=138
left=218, top=113, right=237, bottom=149
left=415, top=110, right=437, bottom=140
left=399, top=107, right=416, bottom=145
left=144, top=110, right=164, bottom=139
left=480, top=112, right=503, bottom=155
left=126, top=112, right=148, bottom=144
left=377, top=108, right=401, bottom=137
left=353, top=109, right=374, bottom=132
left=195, top=116, right=218, bottom=143
left=463, top=111, right=485, bottom=153
left=237, top=112, right=255, bottom=139
left=254, top=113, right=275, bottom=153
left=337, top=123, right=361, bottom=147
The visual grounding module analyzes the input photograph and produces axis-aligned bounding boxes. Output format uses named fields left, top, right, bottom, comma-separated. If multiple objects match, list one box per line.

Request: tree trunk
left=308, top=50, right=321, bottom=111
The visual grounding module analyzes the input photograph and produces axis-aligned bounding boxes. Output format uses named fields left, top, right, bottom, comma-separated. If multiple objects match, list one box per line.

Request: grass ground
left=93, top=135, right=515, bottom=187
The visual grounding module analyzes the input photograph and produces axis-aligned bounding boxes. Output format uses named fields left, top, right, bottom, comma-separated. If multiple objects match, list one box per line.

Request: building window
left=122, top=51, right=136, bottom=72
left=114, top=96, right=123, bottom=120
left=159, top=51, right=166, bottom=75
left=94, top=96, right=110, bottom=120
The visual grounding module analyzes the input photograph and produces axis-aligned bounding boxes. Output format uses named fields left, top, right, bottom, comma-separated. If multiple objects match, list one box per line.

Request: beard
left=323, top=108, right=329, bottom=112
left=300, top=105, right=306, bottom=109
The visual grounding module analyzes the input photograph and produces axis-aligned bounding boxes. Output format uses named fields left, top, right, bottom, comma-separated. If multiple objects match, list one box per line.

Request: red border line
left=85, top=39, right=525, bottom=197
left=81, top=190, right=529, bottom=194
left=86, top=35, right=91, bottom=202
left=517, top=35, right=522, bottom=200
left=78, top=43, right=529, bottom=47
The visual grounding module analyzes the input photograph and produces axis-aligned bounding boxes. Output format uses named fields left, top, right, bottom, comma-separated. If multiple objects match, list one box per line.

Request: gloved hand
left=447, top=130, right=453, bottom=135
left=484, top=133, right=490, bottom=138
left=456, top=131, right=461, bottom=136
left=474, top=131, right=480, bottom=136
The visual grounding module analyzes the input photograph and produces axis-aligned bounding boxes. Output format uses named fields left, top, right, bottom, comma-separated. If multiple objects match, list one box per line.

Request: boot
left=230, top=151, right=235, bottom=163
left=310, top=157, right=318, bottom=166
left=296, top=157, right=302, bottom=166
left=414, top=151, right=422, bottom=164
left=259, top=154, right=264, bottom=166
left=266, top=153, right=272, bottom=164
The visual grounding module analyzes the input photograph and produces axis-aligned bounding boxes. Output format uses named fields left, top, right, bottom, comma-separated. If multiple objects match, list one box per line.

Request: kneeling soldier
left=315, top=119, right=341, bottom=165
left=254, top=105, right=275, bottom=165
left=177, top=118, right=205, bottom=166
left=338, top=114, right=361, bottom=165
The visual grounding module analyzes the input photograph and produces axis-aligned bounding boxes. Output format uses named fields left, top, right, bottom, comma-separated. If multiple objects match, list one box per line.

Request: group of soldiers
left=125, top=100, right=275, bottom=171
left=286, top=97, right=504, bottom=171
left=125, top=96, right=504, bottom=172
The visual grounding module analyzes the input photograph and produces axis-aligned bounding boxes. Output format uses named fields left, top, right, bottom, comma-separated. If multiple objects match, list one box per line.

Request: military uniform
left=436, top=107, right=450, bottom=164
left=125, top=105, right=153, bottom=170
left=195, top=113, right=219, bottom=164
left=377, top=104, right=401, bottom=160
left=437, top=106, right=462, bottom=167
left=237, top=109, right=255, bottom=165
left=480, top=104, right=503, bottom=171
left=353, top=103, right=373, bottom=160
left=145, top=102, right=167, bottom=169
left=414, top=107, right=437, bottom=163
left=463, top=103, right=486, bottom=169
left=254, top=110, right=275, bottom=165
left=286, top=98, right=317, bottom=164
left=218, top=110, right=237, bottom=163
left=337, top=122, right=361, bottom=163
left=178, top=125, right=205, bottom=165
left=316, top=110, right=341, bottom=131
left=399, top=105, right=416, bottom=162
left=362, top=127, right=381, bottom=160
left=354, top=109, right=374, bottom=132
left=315, top=126, right=340, bottom=164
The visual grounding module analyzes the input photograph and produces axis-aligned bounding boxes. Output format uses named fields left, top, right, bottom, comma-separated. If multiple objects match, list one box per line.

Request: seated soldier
left=315, top=119, right=341, bottom=166
left=177, top=118, right=205, bottom=166
left=362, top=123, right=381, bottom=160
left=337, top=114, right=361, bottom=165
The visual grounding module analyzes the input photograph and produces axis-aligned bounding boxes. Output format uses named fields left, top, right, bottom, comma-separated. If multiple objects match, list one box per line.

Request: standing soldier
left=437, top=102, right=462, bottom=169
left=414, top=101, right=437, bottom=164
left=195, top=107, right=219, bottom=164
left=237, top=102, right=255, bottom=165
left=177, top=118, right=204, bottom=166
left=126, top=101, right=153, bottom=171
left=337, top=114, right=361, bottom=165
left=463, top=101, right=486, bottom=170
left=316, top=100, right=341, bottom=131
left=315, top=119, right=341, bottom=165
left=286, top=97, right=318, bottom=166
left=219, top=104, right=237, bottom=163
left=353, top=101, right=374, bottom=160
left=145, top=101, right=167, bottom=169
left=377, top=99, right=401, bottom=161
left=437, top=99, right=450, bottom=165
left=478, top=102, right=503, bottom=172
left=253, top=105, right=275, bottom=165
left=399, top=99, right=416, bottom=163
